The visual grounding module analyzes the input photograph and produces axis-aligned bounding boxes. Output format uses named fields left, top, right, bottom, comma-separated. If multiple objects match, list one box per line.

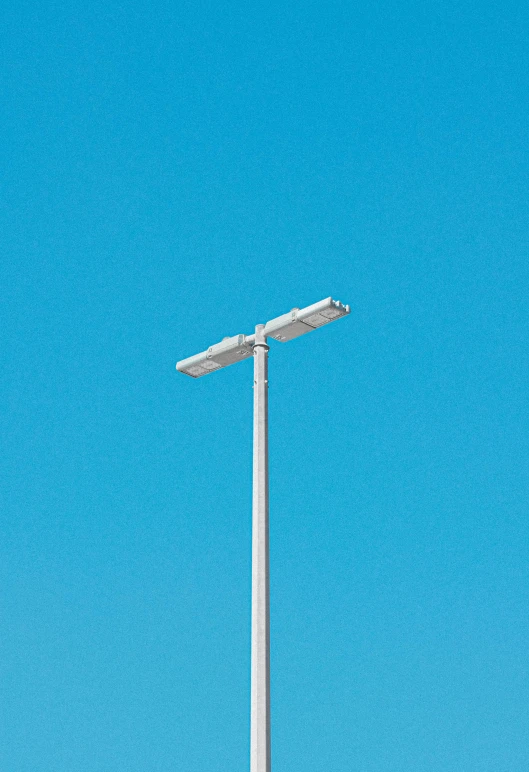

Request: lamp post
left=177, top=297, right=350, bottom=772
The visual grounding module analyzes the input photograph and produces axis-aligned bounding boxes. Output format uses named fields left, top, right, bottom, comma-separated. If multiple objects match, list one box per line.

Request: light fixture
left=177, top=298, right=350, bottom=376
left=263, top=297, right=349, bottom=342
left=177, top=334, right=254, bottom=378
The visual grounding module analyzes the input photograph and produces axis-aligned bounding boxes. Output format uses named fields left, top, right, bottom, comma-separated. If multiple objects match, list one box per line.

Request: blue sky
left=1, top=1, right=528, bottom=770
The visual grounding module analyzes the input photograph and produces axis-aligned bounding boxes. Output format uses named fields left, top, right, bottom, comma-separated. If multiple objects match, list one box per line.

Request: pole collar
left=253, top=324, right=269, bottom=350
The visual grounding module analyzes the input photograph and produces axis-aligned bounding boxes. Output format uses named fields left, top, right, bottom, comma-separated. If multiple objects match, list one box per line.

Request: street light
left=176, top=296, right=350, bottom=772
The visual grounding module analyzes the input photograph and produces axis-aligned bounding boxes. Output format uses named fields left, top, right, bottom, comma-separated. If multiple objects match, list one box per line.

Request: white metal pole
left=251, top=323, right=271, bottom=772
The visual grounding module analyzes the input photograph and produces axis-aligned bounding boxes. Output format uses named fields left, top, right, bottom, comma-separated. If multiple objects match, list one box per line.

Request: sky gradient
left=1, top=1, right=528, bottom=770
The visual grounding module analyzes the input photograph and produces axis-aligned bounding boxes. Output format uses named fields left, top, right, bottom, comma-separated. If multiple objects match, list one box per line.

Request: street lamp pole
left=251, top=324, right=271, bottom=772
left=175, top=297, right=350, bottom=771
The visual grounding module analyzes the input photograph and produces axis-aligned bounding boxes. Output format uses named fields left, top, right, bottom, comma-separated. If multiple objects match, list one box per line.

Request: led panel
left=177, top=334, right=253, bottom=378
left=264, top=297, right=349, bottom=342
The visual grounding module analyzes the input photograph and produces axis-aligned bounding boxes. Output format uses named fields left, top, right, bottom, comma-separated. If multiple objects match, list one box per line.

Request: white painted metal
left=264, top=297, right=349, bottom=342
left=175, top=296, right=350, bottom=770
left=251, top=323, right=271, bottom=772
left=175, top=297, right=350, bottom=376
left=176, top=334, right=253, bottom=377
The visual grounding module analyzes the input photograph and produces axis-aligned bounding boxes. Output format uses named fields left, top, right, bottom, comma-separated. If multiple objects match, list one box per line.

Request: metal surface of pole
left=251, top=324, right=271, bottom=772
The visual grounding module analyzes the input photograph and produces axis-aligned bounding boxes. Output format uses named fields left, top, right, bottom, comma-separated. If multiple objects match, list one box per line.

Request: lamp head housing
left=176, top=334, right=253, bottom=378
left=264, top=297, right=350, bottom=342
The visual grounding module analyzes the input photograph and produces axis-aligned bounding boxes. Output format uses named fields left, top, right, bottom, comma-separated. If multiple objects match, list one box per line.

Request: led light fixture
left=177, top=334, right=253, bottom=378
left=176, top=297, right=350, bottom=377
left=175, top=293, right=350, bottom=772
left=263, top=297, right=349, bottom=342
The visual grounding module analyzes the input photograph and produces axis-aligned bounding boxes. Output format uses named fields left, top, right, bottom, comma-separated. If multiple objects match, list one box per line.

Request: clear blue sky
left=1, top=1, right=528, bottom=770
